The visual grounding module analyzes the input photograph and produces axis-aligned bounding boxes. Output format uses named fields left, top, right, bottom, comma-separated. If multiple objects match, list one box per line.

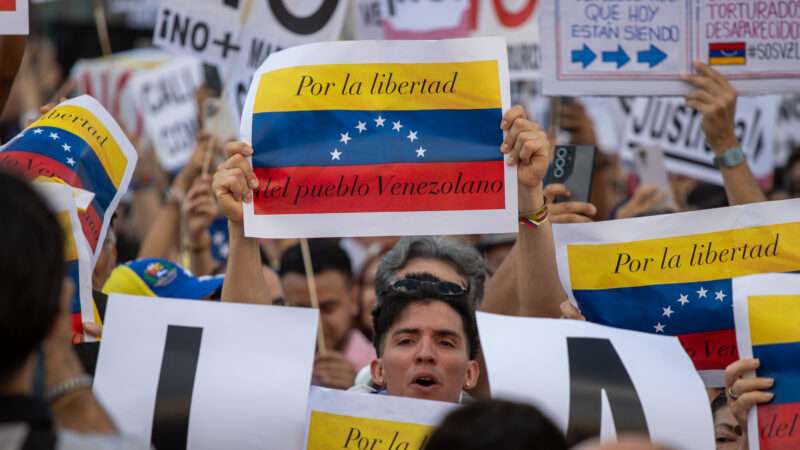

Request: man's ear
left=370, top=358, right=385, bottom=388
left=462, top=360, right=480, bottom=391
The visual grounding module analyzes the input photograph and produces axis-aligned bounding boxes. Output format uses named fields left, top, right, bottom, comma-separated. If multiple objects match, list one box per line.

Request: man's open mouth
left=413, top=376, right=439, bottom=388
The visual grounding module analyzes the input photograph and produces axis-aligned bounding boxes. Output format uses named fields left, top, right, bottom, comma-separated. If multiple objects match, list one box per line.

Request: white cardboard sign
left=472, top=0, right=542, bottom=81
left=129, top=58, right=204, bottom=172
left=382, top=0, right=471, bottom=39
left=478, top=313, right=714, bottom=449
left=93, top=295, right=319, bottom=450
left=541, top=0, right=800, bottom=96
left=0, top=0, right=28, bottom=35
left=303, top=386, right=456, bottom=450
left=621, top=95, right=780, bottom=185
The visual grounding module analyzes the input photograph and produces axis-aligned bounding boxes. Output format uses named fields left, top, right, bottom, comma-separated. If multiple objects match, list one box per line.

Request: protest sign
left=621, top=95, right=780, bottom=185
left=540, top=0, right=800, bottom=96
left=304, top=386, right=455, bottom=450
left=35, top=181, right=95, bottom=339
left=128, top=58, right=204, bottom=172
left=94, top=294, right=319, bottom=450
left=553, top=198, right=800, bottom=387
left=241, top=37, right=515, bottom=238
left=0, top=0, right=28, bottom=35
left=347, top=0, right=384, bottom=40
left=382, top=0, right=471, bottom=39
left=733, top=274, right=800, bottom=450
left=471, top=0, right=541, bottom=81
left=478, top=313, right=714, bottom=449
left=0, top=96, right=137, bottom=264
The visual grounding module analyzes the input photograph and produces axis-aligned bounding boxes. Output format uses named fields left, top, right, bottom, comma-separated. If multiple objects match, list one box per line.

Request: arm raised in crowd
left=212, top=141, right=272, bottom=304
left=684, top=62, right=766, bottom=205
left=482, top=106, right=567, bottom=318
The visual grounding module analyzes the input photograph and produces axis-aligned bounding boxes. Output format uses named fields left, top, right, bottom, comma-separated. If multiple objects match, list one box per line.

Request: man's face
left=370, top=301, right=479, bottom=403
left=282, top=270, right=356, bottom=351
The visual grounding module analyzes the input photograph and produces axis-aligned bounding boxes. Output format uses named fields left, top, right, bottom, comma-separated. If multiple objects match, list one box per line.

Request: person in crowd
left=711, top=391, right=745, bottom=450
left=424, top=399, right=567, bottom=450
left=278, top=240, right=376, bottom=389
left=724, top=357, right=774, bottom=450
left=355, top=248, right=388, bottom=340
left=0, top=170, right=148, bottom=449
left=102, top=257, right=224, bottom=300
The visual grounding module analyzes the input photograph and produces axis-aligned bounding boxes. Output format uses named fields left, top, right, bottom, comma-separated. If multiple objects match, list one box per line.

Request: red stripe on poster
left=253, top=161, right=506, bottom=214
left=677, top=328, right=738, bottom=370
left=757, top=402, right=800, bottom=450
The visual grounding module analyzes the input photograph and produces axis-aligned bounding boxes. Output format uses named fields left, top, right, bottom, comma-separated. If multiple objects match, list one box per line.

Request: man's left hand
left=684, top=61, right=738, bottom=154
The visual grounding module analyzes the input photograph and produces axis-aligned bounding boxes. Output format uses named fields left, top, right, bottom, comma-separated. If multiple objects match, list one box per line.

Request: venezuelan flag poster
left=35, top=182, right=96, bottom=340
left=0, top=95, right=137, bottom=264
left=240, top=37, right=515, bottom=238
left=304, top=386, right=454, bottom=450
left=733, top=274, right=800, bottom=450
left=553, top=199, right=800, bottom=387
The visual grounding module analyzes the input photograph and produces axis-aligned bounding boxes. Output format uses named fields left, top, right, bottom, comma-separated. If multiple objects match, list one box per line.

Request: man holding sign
left=213, top=37, right=563, bottom=398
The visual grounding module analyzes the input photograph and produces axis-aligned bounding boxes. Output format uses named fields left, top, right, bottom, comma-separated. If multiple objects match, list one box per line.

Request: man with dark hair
left=368, top=272, right=479, bottom=402
left=0, top=170, right=147, bottom=449
left=424, top=399, right=567, bottom=450
left=279, top=240, right=376, bottom=389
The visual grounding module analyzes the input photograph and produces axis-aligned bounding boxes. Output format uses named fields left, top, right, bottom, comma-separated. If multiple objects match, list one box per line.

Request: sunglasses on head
left=387, top=277, right=468, bottom=299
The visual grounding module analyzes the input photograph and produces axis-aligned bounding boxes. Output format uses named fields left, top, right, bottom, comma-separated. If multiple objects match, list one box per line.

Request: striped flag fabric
left=241, top=38, right=515, bottom=238
left=0, top=96, right=137, bottom=264
left=709, top=42, right=746, bottom=66
left=35, top=182, right=95, bottom=339
left=554, top=199, right=800, bottom=386
left=733, top=274, right=800, bottom=450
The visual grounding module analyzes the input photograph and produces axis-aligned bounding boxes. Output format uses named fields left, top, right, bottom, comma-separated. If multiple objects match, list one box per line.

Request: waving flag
left=241, top=38, right=514, bottom=238
left=733, top=274, right=800, bottom=450
left=35, top=182, right=95, bottom=339
left=554, top=199, right=800, bottom=386
left=0, top=96, right=137, bottom=264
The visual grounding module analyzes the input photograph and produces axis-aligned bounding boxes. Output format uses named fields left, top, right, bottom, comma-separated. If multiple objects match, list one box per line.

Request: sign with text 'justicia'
left=553, top=199, right=800, bottom=387
left=241, top=37, right=515, bottom=238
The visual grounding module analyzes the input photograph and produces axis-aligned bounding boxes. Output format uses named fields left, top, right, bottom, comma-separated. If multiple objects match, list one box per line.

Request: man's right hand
left=212, top=141, right=259, bottom=225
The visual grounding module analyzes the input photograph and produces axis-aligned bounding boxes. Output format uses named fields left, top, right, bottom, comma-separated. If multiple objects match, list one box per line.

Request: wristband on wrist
left=519, top=201, right=549, bottom=229
left=46, top=374, right=93, bottom=404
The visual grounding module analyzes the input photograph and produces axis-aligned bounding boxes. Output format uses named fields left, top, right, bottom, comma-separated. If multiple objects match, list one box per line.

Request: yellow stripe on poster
left=305, top=411, right=434, bottom=450
left=31, top=105, right=128, bottom=187
left=568, top=222, right=800, bottom=290
left=56, top=211, right=79, bottom=261
left=255, top=61, right=501, bottom=113
left=709, top=57, right=746, bottom=65
left=748, top=295, right=800, bottom=346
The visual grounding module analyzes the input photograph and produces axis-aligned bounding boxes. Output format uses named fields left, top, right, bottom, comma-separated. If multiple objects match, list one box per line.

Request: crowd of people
left=0, top=8, right=798, bottom=450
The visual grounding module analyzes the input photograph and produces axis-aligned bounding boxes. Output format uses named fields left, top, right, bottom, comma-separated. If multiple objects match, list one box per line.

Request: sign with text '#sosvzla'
left=479, top=313, right=715, bottom=449
left=241, top=37, right=516, bottom=238
left=541, top=0, right=800, bottom=96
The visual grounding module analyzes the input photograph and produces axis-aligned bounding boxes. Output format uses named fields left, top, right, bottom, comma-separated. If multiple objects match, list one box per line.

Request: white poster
left=0, top=0, right=28, bottom=35
left=382, top=0, right=471, bottom=39
left=303, top=386, right=455, bottom=449
left=478, top=313, right=714, bottom=449
left=552, top=199, right=800, bottom=387
left=240, top=37, right=515, bottom=238
left=732, top=274, right=800, bottom=450
left=346, top=0, right=383, bottom=40
left=621, top=95, right=780, bottom=185
left=94, top=295, right=319, bottom=450
left=129, top=58, right=204, bottom=172
left=541, top=0, right=800, bottom=96
left=472, top=0, right=541, bottom=81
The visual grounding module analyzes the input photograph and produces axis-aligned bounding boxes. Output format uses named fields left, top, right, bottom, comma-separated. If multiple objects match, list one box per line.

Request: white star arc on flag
left=697, top=287, right=708, bottom=298
left=677, top=293, right=690, bottom=306
left=355, top=121, right=367, bottom=133
left=330, top=148, right=342, bottom=160
left=392, top=121, right=403, bottom=132
left=654, top=323, right=665, bottom=333
left=662, top=306, right=674, bottom=318
left=375, top=116, right=386, bottom=127
left=49, top=132, right=60, bottom=140
left=62, top=143, right=71, bottom=152
left=66, top=157, right=76, bottom=166
left=33, top=128, right=43, bottom=135
left=407, top=130, right=418, bottom=142
left=339, top=132, right=351, bottom=144
left=715, top=290, right=727, bottom=302
left=416, top=146, right=426, bottom=158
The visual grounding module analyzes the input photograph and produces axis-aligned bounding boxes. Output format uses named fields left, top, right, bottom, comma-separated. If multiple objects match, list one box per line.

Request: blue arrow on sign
left=637, top=44, right=668, bottom=68
left=571, top=44, right=597, bottom=69
left=602, top=45, right=630, bottom=69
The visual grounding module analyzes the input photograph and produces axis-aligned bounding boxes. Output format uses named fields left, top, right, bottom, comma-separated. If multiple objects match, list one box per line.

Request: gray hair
left=375, top=236, right=487, bottom=308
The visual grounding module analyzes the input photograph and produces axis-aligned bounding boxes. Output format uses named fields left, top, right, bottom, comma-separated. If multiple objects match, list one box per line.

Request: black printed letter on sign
left=152, top=325, right=204, bottom=450
left=268, top=0, right=339, bottom=35
left=565, top=337, right=650, bottom=446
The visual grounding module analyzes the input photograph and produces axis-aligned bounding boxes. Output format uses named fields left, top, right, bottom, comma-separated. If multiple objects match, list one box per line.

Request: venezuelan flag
left=709, top=42, right=746, bottom=66
left=748, top=296, right=800, bottom=450
left=567, top=222, right=800, bottom=375
left=250, top=61, right=504, bottom=215
left=0, top=100, right=131, bottom=255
